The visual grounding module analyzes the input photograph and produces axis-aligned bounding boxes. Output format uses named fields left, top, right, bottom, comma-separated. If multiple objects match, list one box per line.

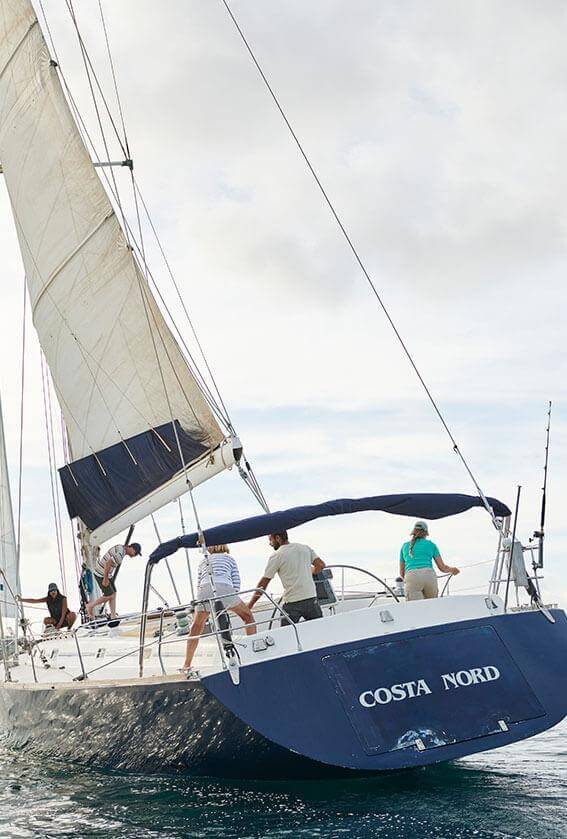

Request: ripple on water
left=0, top=722, right=565, bottom=838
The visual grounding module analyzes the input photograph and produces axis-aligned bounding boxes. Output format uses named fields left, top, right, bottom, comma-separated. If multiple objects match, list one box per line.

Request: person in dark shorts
left=247, top=532, right=325, bottom=626
left=19, top=583, right=77, bottom=634
left=86, top=542, right=142, bottom=619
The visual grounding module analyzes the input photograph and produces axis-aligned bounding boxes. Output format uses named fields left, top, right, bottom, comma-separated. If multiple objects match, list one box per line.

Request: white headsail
left=0, top=397, right=18, bottom=619
left=0, top=0, right=237, bottom=544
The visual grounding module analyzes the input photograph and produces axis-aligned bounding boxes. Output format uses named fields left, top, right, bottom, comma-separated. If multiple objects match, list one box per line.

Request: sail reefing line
left=0, top=0, right=241, bottom=545
left=219, top=0, right=500, bottom=529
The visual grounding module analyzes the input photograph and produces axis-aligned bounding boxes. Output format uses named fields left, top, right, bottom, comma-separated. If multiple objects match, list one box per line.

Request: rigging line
left=237, top=460, right=269, bottom=512
left=64, top=0, right=128, bottom=160
left=220, top=0, right=498, bottom=527
left=46, top=373, right=67, bottom=559
left=36, top=6, right=230, bottom=429
left=40, top=354, right=66, bottom=592
left=150, top=515, right=181, bottom=604
left=38, top=5, right=263, bottom=514
left=0, top=598, right=44, bottom=612
left=64, top=0, right=132, bottom=246
left=125, top=161, right=197, bottom=449
left=141, top=261, right=232, bottom=428
left=242, top=456, right=270, bottom=511
left=128, top=173, right=218, bottom=440
left=187, top=482, right=205, bottom=541
left=8, top=200, right=135, bottom=463
left=504, top=485, right=522, bottom=612
left=96, top=0, right=130, bottom=156
left=129, top=214, right=215, bottom=448
left=43, top=361, right=65, bottom=577
left=133, top=179, right=234, bottom=429
left=177, top=498, right=195, bottom=600
left=60, top=413, right=82, bottom=581
left=130, top=256, right=192, bottom=481
left=40, top=358, right=66, bottom=586
left=128, top=177, right=207, bottom=457
left=11, top=193, right=191, bottom=468
left=57, top=4, right=218, bottom=452
left=6, top=156, right=173, bottom=461
left=37, top=2, right=135, bottom=257
left=15, top=279, right=26, bottom=593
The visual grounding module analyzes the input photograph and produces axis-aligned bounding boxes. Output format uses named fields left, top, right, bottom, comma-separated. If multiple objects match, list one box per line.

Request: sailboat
left=0, top=0, right=565, bottom=780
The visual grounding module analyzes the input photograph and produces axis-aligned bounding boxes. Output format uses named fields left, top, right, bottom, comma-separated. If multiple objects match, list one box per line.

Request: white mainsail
left=0, top=397, right=18, bottom=619
left=0, top=1, right=236, bottom=544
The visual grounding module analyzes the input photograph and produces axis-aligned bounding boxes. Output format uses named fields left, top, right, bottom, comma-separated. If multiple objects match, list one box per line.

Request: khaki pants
left=405, top=568, right=439, bottom=601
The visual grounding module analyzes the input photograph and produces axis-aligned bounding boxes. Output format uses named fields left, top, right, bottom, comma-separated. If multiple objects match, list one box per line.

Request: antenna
left=533, top=401, right=552, bottom=569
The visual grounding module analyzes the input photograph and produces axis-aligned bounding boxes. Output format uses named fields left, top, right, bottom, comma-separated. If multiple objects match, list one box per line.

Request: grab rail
left=324, top=565, right=401, bottom=604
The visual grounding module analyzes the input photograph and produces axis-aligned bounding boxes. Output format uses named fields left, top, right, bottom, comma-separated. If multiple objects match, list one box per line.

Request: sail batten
left=0, top=0, right=231, bottom=537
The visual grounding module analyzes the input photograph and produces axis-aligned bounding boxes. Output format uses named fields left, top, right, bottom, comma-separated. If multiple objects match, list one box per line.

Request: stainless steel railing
left=324, top=565, right=401, bottom=604
left=69, top=586, right=302, bottom=681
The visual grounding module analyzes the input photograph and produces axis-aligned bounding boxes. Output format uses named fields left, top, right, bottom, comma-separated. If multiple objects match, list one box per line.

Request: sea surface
left=0, top=721, right=565, bottom=839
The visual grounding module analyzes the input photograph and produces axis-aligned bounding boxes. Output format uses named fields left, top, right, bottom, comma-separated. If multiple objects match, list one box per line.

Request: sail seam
left=31, top=211, right=114, bottom=315
left=0, top=19, right=38, bottom=84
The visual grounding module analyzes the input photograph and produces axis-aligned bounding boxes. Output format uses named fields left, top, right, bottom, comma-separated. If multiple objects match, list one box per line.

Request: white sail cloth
left=0, top=398, right=18, bottom=619
left=0, top=1, right=233, bottom=540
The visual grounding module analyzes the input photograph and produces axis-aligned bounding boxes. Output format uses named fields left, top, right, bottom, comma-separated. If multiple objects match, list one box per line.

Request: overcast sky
left=1, top=1, right=566, bottom=618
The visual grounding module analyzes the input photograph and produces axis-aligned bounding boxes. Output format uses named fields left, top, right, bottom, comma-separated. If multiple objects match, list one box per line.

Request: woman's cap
left=413, top=520, right=429, bottom=534
left=48, top=583, right=59, bottom=592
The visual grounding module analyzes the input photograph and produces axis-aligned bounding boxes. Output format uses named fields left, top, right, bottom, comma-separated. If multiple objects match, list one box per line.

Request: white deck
left=5, top=593, right=504, bottom=688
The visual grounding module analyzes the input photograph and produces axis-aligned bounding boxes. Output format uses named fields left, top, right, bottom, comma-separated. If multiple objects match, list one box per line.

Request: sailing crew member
left=19, top=583, right=77, bottom=632
left=86, top=542, right=142, bottom=620
left=247, top=532, right=325, bottom=625
left=399, top=521, right=459, bottom=601
left=182, top=545, right=256, bottom=675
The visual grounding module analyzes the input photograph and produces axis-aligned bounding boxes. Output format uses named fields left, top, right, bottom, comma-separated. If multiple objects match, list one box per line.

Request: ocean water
left=0, top=721, right=565, bottom=839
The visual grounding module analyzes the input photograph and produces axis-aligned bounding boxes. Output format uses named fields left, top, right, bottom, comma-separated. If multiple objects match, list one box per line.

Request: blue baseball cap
left=129, top=542, right=142, bottom=556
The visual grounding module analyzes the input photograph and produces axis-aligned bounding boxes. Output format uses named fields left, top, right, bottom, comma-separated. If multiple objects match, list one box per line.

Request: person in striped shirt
left=182, top=544, right=255, bottom=673
left=86, top=542, right=142, bottom=619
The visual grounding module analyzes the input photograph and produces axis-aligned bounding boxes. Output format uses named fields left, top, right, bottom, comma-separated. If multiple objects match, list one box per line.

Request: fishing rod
left=533, top=401, right=552, bottom=569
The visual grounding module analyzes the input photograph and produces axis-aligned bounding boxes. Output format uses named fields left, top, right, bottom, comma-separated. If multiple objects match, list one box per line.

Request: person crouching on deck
left=19, top=583, right=77, bottom=633
left=248, top=531, right=325, bottom=625
left=86, top=543, right=142, bottom=620
left=399, top=521, right=459, bottom=601
left=182, top=545, right=256, bottom=676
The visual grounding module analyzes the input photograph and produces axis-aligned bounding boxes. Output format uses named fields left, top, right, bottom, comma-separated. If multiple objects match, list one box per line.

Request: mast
left=0, top=0, right=240, bottom=546
left=0, top=395, right=19, bottom=621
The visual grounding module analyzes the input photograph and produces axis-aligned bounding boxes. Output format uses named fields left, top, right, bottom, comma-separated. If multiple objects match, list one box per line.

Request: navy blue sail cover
left=149, top=492, right=511, bottom=563
left=59, top=421, right=208, bottom=531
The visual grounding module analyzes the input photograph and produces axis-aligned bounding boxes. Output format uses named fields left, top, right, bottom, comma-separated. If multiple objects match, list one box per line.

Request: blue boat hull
left=0, top=609, right=565, bottom=778
left=203, top=609, right=567, bottom=772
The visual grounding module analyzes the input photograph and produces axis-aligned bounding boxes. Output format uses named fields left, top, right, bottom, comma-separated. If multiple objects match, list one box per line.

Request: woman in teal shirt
left=399, top=521, right=459, bottom=601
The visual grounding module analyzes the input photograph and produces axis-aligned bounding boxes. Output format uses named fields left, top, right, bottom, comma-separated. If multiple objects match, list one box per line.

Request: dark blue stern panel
left=202, top=613, right=566, bottom=771
left=322, top=625, right=544, bottom=755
